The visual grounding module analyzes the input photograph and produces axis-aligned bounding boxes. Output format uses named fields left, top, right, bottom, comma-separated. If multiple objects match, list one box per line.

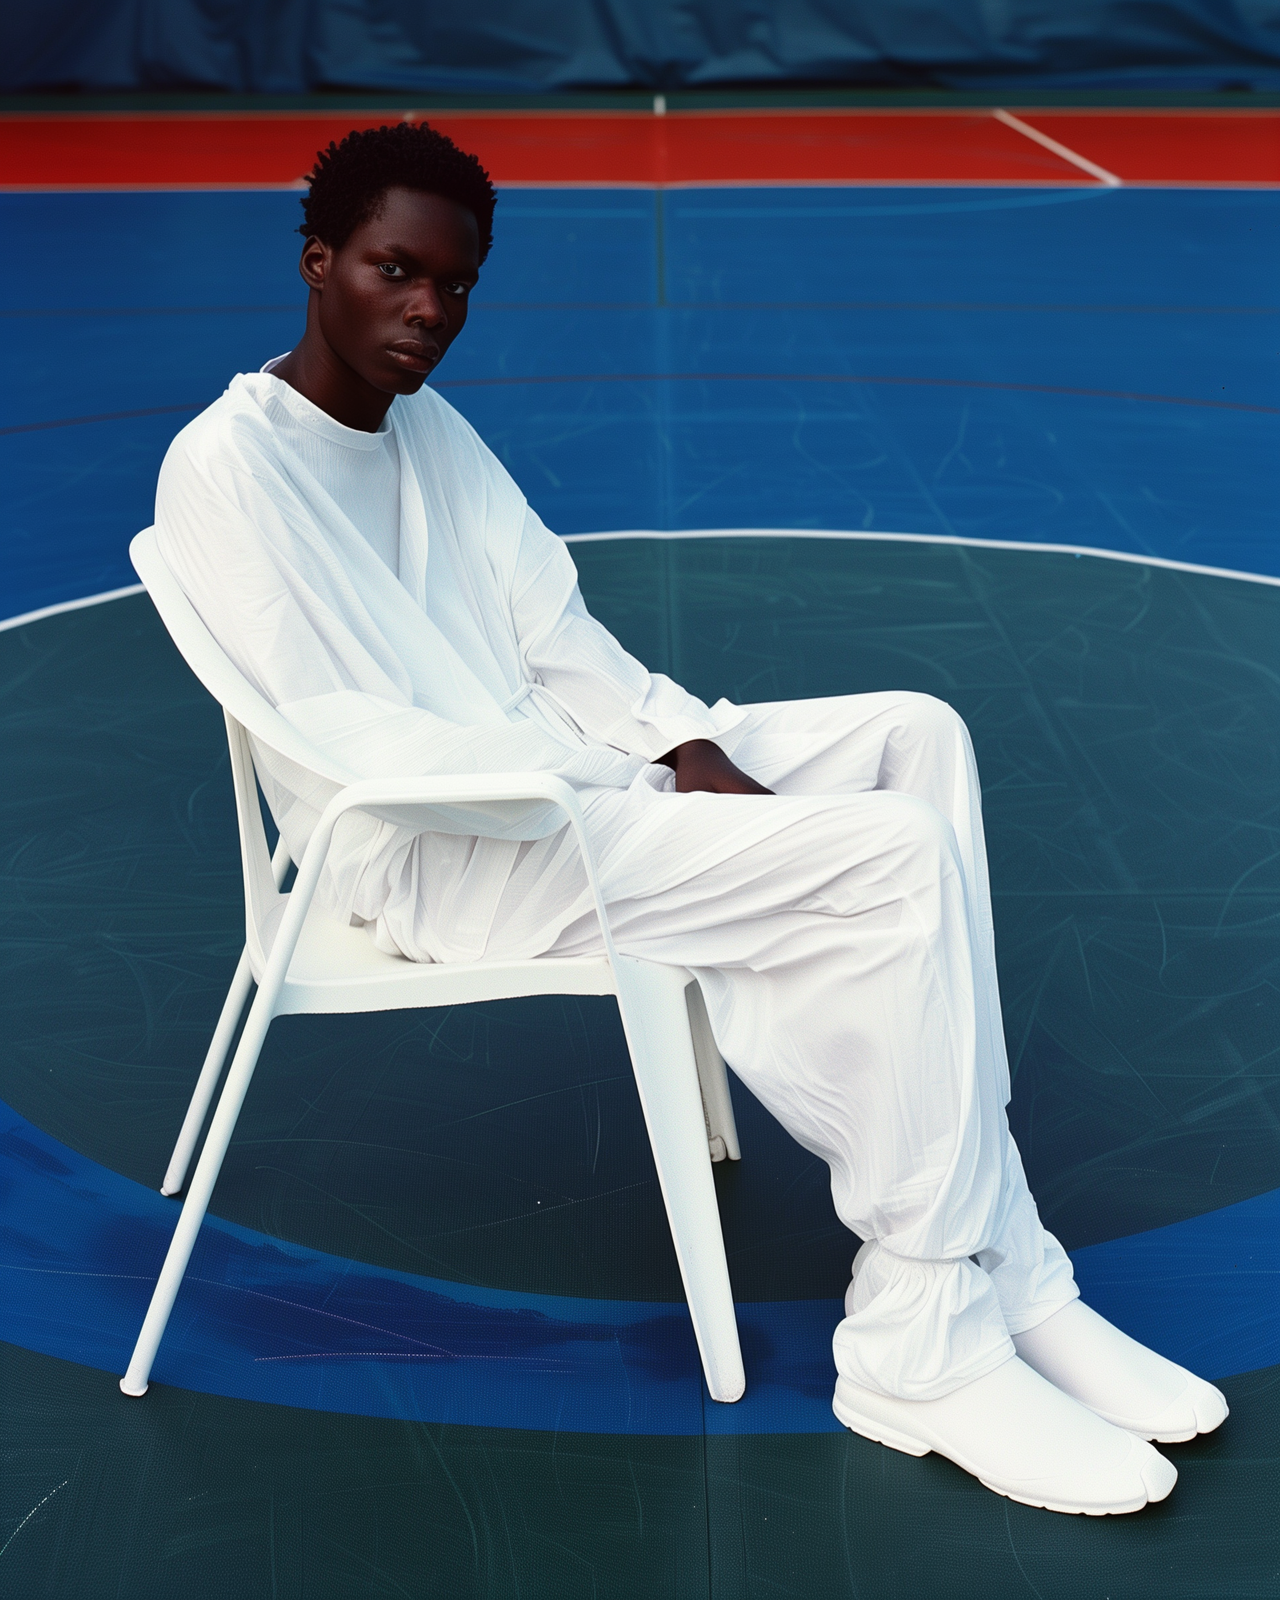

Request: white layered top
left=155, top=369, right=744, bottom=960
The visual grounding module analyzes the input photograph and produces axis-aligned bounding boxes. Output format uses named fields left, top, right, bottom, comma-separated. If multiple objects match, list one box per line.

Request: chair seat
left=262, top=903, right=618, bottom=1015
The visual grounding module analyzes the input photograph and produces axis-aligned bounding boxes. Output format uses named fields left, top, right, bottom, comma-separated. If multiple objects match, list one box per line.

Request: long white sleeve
left=509, top=507, right=745, bottom=762
left=151, top=370, right=745, bottom=959
left=154, top=408, right=645, bottom=812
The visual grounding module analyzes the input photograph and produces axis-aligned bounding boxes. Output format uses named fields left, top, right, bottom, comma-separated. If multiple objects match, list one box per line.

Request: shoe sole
left=1102, top=1420, right=1203, bottom=1444
left=832, top=1391, right=1166, bottom=1516
left=1085, top=1396, right=1228, bottom=1445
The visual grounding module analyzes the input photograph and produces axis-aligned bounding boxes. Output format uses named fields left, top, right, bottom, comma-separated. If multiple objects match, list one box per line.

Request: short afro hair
left=299, top=122, right=497, bottom=262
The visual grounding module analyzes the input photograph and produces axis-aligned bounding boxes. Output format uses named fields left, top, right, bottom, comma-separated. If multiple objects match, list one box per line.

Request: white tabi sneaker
left=833, top=1353, right=1177, bottom=1515
left=1012, top=1299, right=1229, bottom=1443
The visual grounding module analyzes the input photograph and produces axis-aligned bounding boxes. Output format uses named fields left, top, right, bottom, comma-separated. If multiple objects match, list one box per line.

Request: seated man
left=155, top=122, right=1225, bottom=1514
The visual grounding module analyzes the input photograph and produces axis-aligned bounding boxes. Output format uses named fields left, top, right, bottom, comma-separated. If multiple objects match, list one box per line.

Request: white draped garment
left=155, top=367, right=1078, bottom=1403
left=156, top=368, right=750, bottom=962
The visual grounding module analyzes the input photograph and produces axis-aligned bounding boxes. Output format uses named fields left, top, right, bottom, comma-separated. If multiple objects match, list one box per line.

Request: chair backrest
left=130, top=528, right=347, bottom=785
left=130, top=527, right=350, bottom=972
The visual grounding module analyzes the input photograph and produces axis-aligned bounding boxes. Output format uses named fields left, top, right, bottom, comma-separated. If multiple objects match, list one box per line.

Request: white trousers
left=552, top=692, right=1079, bottom=1401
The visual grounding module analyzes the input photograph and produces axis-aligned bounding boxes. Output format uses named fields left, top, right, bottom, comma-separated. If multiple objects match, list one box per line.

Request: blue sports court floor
left=1, top=106, right=1278, bottom=1597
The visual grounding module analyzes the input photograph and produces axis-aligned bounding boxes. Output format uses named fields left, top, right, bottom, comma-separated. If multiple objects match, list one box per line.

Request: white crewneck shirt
left=260, top=356, right=401, bottom=576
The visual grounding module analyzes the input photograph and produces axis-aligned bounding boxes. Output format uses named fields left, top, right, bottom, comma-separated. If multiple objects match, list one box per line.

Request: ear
left=298, top=236, right=332, bottom=291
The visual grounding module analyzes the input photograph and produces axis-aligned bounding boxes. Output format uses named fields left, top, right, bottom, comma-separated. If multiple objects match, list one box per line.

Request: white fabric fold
left=537, top=692, right=1079, bottom=1402
left=155, top=367, right=737, bottom=953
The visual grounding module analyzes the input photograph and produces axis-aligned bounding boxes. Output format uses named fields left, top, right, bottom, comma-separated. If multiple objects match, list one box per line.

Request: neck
left=271, top=296, right=393, bottom=433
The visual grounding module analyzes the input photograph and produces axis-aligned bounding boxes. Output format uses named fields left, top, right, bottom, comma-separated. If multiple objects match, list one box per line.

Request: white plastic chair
left=120, top=528, right=744, bottom=1403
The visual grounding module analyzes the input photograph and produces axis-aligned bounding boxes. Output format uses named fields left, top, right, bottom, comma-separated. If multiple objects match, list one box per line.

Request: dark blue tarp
left=4, top=0, right=1280, bottom=95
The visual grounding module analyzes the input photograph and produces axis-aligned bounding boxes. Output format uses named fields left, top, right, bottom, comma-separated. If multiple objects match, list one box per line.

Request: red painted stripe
left=611, top=110, right=1078, bottom=185
left=1012, top=110, right=1280, bottom=185
left=0, top=109, right=1093, bottom=188
left=0, top=109, right=1274, bottom=190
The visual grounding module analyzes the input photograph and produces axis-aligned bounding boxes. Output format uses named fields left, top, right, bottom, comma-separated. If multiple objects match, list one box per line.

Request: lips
left=386, top=341, right=438, bottom=372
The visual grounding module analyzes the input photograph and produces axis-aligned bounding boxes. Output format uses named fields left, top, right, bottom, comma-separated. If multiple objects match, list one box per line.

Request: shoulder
left=394, top=385, right=520, bottom=495
left=394, top=387, right=533, bottom=586
left=395, top=381, right=482, bottom=444
left=393, top=386, right=532, bottom=554
left=159, top=375, right=281, bottom=489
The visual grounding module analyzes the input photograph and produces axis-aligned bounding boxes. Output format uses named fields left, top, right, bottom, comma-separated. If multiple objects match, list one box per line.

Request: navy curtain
left=5, top=0, right=1279, bottom=94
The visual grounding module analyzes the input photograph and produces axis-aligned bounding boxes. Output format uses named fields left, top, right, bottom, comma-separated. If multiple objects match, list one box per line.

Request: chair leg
left=120, top=981, right=278, bottom=1396
left=613, top=957, right=745, bottom=1403
left=685, top=979, right=741, bottom=1163
left=161, top=949, right=255, bottom=1196
left=161, top=836, right=291, bottom=1196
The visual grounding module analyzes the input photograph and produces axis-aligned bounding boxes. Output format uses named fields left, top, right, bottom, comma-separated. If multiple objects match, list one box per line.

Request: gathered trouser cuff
left=835, top=1208, right=1080, bottom=1401
left=834, top=1241, right=1015, bottom=1400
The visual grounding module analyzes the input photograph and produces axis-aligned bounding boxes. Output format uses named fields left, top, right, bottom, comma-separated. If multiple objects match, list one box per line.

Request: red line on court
left=0, top=109, right=1274, bottom=189
left=1016, top=110, right=1280, bottom=186
left=0, top=110, right=1077, bottom=187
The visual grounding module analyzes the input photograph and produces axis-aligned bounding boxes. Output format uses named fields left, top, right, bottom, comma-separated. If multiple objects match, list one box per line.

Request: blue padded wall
left=4, top=0, right=1280, bottom=94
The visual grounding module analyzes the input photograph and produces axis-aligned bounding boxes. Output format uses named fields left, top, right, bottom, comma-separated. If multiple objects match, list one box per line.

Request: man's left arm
left=508, top=508, right=771, bottom=794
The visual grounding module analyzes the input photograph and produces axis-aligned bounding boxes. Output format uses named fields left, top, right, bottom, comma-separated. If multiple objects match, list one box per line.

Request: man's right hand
left=657, top=739, right=774, bottom=795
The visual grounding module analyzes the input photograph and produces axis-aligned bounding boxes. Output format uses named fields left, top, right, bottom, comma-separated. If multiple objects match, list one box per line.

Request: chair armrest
left=268, top=772, right=620, bottom=979
left=328, top=770, right=585, bottom=836
left=315, top=770, right=585, bottom=847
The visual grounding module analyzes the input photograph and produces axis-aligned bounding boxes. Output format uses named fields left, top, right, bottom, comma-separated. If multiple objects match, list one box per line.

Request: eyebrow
left=368, top=242, right=478, bottom=278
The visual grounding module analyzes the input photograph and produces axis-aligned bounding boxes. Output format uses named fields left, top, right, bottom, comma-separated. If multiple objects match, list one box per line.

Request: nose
left=405, top=281, right=447, bottom=329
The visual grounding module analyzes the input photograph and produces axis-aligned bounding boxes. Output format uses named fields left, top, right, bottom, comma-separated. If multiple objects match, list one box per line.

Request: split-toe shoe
left=833, top=1353, right=1177, bottom=1515
left=1013, top=1299, right=1228, bottom=1444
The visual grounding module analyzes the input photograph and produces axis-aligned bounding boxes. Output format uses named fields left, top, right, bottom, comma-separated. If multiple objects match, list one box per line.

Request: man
left=155, top=123, right=1226, bottom=1514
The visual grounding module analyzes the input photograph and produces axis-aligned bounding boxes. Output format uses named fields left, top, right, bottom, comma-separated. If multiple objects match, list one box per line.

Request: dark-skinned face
left=299, top=186, right=481, bottom=396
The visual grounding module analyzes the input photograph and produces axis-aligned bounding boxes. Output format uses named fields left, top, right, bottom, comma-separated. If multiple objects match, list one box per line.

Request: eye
left=443, top=281, right=471, bottom=298
left=377, top=262, right=406, bottom=279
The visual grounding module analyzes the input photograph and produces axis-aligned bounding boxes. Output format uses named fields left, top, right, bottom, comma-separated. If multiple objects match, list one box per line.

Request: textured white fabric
left=156, top=369, right=746, bottom=960
left=155, top=369, right=1078, bottom=1401
left=546, top=693, right=1080, bottom=1399
left=258, top=358, right=402, bottom=576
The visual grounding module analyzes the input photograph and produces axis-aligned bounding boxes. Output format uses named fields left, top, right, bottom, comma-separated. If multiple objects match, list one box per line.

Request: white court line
left=563, top=528, right=1280, bottom=589
left=5, top=532, right=1279, bottom=634
left=993, top=109, right=1123, bottom=188
left=0, top=583, right=144, bottom=632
